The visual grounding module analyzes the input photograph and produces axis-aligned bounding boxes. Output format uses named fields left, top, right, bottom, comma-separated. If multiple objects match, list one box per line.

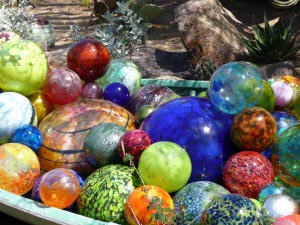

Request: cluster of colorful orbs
left=3, top=35, right=300, bottom=225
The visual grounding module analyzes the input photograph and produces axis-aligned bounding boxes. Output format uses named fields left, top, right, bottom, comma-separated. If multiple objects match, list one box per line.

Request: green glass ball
left=0, top=39, right=48, bottom=96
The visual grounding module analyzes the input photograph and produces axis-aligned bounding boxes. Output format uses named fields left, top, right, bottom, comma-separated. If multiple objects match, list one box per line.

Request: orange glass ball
left=0, top=143, right=40, bottom=195
left=39, top=168, right=80, bottom=209
left=125, top=185, right=175, bottom=225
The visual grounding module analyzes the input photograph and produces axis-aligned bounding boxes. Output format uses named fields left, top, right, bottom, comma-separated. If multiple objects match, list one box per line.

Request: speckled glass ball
left=262, top=194, right=299, bottom=220
left=117, top=129, right=152, bottom=164
left=84, top=123, right=127, bottom=168
left=103, top=82, right=130, bottom=107
left=11, top=124, right=43, bottom=153
left=202, top=193, right=264, bottom=225
left=77, top=164, right=142, bottom=224
left=230, top=107, right=277, bottom=152
left=223, top=151, right=274, bottom=199
left=173, top=181, right=229, bottom=225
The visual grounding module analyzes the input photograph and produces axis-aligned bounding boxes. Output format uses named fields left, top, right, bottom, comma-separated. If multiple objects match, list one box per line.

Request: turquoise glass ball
left=97, top=59, right=141, bottom=94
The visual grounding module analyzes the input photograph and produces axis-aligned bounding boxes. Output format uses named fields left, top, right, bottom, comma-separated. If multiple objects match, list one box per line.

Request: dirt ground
left=26, top=0, right=300, bottom=76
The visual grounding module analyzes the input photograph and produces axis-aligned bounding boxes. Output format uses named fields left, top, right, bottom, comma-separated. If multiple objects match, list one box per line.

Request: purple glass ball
left=81, top=81, right=103, bottom=99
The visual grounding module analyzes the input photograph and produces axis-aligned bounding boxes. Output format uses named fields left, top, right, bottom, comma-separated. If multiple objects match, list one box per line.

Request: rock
left=174, top=0, right=250, bottom=68
left=259, top=61, right=299, bottom=81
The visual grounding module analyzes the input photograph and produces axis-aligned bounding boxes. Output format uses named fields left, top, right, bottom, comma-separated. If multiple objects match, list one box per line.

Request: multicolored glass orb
left=208, top=61, right=263, bottom=115
left=11, top=124, right=43, bottom=153
left=39, top=168, right=81, bottom=209
left=202, top=193, right=264, bottom=225
left=222, top=151, right=275, bottom=199
left=272, top=124, right=300, bottom=186
left=0, top=92, right=37, bottom=144
left=0, top=143, right=40, bottom=195
left=0, top=39, right=48, bottom=96
left=230, top=107, right=277, bottom=152
left=67, top=39, right=110, bottom=81
left=43, top=67, right=82, bottom=105
left=37, top=99, right=136, bottom=176
left=103, top=82, right=130, bottom=107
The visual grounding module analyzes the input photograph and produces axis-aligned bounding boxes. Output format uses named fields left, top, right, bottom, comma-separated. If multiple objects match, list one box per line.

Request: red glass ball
left=67, top=39, right=110, bottom=81
left=118, top=129, right=152, bottom=164
left=43, top=67, right=82, bottom=105
left=222, top=151, right=274, bottom=199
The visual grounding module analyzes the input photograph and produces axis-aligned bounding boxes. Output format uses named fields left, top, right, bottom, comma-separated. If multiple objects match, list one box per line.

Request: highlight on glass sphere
left=67, top=39, right=110, bottom=81
left=39, top=168, right=81, bottom=209
left=208, top=61, right=263, bottom=115
left=81, top=81, right=103, bottom=99
left=0, top=143, right=40, bottom=195
left=10, top=124, right=43, bottom=153
left=43, top=67, right=82, bottom=105
left=103, top=82, right=130, bottom=107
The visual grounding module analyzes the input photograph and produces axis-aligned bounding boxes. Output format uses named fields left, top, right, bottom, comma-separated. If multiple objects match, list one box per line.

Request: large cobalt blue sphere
left=208, top=61, right=263, bottom=115
left=141, top=96, right=233, bottom=183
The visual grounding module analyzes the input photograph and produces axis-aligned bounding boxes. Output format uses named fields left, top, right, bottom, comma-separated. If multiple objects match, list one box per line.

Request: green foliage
left=244, top=14, right=300, bottom=64
left=0, top=0, right=34, bottom=40
left=188, top=59, right=217, bottom=81
left=129, top=0, right=162, bottom=22
left=70, top=1, right=150, bottom=59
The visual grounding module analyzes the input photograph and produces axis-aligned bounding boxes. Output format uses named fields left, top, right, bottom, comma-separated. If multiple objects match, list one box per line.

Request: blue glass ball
left=103, top=82, right=130, bottom=107
left=10, top=124, right=43, bottom=152
left=141, top=96, right=233, bottom=183
left=208, top=61, right=263, bottom=115
left=272, top=111, right=298, bottom=137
